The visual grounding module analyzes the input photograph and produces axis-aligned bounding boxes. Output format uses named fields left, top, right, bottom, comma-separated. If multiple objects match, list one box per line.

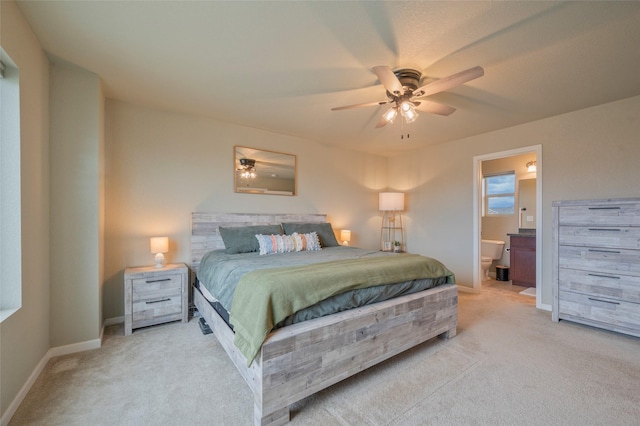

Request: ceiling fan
left=237, top=158, right=257, bottom=179
left=331, top=65, right=484, bottom=128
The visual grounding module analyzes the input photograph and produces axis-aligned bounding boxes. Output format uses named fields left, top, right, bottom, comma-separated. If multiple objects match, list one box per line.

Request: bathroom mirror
left=518, top=178, right=536, bottom=229
left=234, top=146, right=296, bottom=195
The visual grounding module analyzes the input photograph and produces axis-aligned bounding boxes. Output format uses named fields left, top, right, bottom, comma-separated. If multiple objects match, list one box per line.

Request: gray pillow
left=282, top=222, right=340, bottom=247
left=219, top=224, right=283, bottom=254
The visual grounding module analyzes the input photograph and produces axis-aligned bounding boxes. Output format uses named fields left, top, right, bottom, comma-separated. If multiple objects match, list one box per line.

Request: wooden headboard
left=190, top=212, right=327, bottom=272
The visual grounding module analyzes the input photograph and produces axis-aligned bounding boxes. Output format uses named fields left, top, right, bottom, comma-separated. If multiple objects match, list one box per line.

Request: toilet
left=481, top=239, right=505, bottom=281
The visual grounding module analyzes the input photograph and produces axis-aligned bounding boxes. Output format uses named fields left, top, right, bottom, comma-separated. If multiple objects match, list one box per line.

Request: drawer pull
left=587, top=273, right=620, bottom=280
left=587, top=228, right=621, bottom=232
left=588, top=297, right=620, bottom=305
left=588, top=249, right=621, bottom=254
left=146, top=278, right=172, bottom=284
left=146, top=298, right=171, bottom=304
left=588, top=207, right=621, bottom=210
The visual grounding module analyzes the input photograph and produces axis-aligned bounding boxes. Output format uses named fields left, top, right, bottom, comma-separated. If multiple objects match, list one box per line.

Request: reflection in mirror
left=518, top=178, right=536, bottom=230
left=234, top=146, right=296, bottom=195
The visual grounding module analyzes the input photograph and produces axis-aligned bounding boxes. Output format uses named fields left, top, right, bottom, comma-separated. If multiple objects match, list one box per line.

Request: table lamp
left=150, top=237, right=169, bottom=268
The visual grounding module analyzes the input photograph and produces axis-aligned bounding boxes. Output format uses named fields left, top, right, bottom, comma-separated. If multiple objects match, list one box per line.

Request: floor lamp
left=379, top=192, right=404, bottom=251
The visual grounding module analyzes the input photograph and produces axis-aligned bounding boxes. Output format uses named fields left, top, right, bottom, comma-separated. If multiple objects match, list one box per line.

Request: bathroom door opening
left=473, top=145, right=544, bottom=309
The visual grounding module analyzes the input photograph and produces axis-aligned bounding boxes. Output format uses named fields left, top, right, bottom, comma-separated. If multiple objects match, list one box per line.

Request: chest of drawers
left=552, top=198, right=640, bottom=337
left=124, top=263, right=188, bottom=335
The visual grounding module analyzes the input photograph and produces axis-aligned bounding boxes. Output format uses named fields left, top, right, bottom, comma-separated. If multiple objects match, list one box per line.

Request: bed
left=191, top=212, right=458, bottom=426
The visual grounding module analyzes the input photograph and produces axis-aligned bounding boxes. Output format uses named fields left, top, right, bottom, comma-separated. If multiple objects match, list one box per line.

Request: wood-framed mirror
left=518, top=178, right=536, bottom=229
left=234, top=146, right=297, bottom=195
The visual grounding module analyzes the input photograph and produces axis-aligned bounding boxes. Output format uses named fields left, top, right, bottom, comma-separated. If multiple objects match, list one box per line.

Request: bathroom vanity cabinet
left=552, top=197, right=640, bottom=338
left=509, top=234, right=536, bottom=287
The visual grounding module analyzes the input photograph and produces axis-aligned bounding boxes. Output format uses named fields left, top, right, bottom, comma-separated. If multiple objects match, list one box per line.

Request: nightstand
left=124, top=263, right=188, bottom=335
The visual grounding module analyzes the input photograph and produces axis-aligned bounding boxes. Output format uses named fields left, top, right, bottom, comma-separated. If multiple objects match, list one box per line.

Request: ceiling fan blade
left=412, top=66, right=484, bottom=98
left=331, top=100, right=390, bottom=111
left=413, top=100, right=456, bottom=116
left=372, top=65, right=403, bottom=95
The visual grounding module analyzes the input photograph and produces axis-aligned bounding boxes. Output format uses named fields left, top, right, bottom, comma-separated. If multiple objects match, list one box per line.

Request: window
left=483, top=172, right=515, bottom=216
left=0, top=51, right=22, bottom=322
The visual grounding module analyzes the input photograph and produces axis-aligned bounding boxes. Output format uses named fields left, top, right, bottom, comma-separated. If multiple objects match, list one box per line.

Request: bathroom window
left=483, top=172, right=515, bottom=216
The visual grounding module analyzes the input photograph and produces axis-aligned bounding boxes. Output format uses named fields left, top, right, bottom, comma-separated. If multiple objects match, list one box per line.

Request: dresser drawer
left=559, top=203, right=640, bottom=226
left=558, top=290, right=640, bottom=334
left=559, top=268, right=640, bottom=303
left=558, top=226, right=640, bottom=249
left=558, top=245, right=640, bottom=276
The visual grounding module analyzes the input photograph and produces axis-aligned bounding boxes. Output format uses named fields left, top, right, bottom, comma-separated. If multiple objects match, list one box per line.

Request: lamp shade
left=150, top=237, right=169, bottom=254
left=340, top=230, right=351, bottom=242
left=379, top=192, right=405, bottom=211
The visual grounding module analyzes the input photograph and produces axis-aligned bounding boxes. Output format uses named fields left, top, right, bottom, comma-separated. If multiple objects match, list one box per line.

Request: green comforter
left=228, top=253, right=455, bottom=365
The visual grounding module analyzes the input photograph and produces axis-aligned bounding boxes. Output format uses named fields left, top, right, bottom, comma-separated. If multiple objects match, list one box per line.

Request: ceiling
left=16, top=1, right=640, bottom=156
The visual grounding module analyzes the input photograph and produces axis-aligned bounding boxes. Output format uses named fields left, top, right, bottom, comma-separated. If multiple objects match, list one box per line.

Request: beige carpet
left=10, top=282, right=640, bottom=425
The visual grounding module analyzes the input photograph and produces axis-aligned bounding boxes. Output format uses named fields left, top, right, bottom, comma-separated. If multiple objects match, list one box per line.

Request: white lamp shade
left=150, top=237, right=169, bottom=254
left=340, top=230, right=351, bottom=242
left=379, top=192, right=405, bottom=211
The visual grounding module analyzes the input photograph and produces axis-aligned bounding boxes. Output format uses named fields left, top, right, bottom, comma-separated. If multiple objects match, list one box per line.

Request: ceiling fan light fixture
left=239, top=158, right=257, bottom=179
left=400, top=103, right=418, bottom=124
left=400, top=101, right=413, bottom=113
left=241, top=168, right=256, bottom=179
left=383, top=107, right=398, bottom=123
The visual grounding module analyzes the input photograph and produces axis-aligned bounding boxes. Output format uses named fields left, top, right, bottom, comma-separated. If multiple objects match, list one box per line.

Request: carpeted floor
left=9, top=281, right=640, bottom=425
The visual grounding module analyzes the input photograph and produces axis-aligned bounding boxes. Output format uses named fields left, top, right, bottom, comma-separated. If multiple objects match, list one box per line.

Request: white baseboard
left=457, top=284, right=479, bottom=294
left=103, top=316, right=124, bottom=327
left=48, top=338, right=101, bottom=358
left=538, top=302, right=552, bottom=312
left=0, top=338, right=102, bottom=426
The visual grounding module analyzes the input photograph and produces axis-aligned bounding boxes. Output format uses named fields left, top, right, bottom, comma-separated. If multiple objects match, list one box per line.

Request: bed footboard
left=194, top=283, right=457, bottom=426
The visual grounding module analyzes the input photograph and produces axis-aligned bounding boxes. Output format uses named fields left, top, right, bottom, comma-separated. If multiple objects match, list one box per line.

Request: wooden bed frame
left=191, top=212, right=458, bottom=426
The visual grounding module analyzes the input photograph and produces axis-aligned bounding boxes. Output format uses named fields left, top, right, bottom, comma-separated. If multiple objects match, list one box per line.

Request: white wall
left=103, top=100, right=389, bottom=319
left=0, top=0, right=51, bottom=418
left=49, top=60, right=104, bottom=347
left=389, top=95, right=640, bottom=306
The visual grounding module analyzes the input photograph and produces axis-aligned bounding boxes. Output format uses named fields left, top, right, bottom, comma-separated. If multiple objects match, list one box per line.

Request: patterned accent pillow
left=256, top=232, right=321, bottom=255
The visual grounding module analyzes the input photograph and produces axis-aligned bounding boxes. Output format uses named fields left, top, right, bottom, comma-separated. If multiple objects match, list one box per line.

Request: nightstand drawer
left=132, top=275, right=182, bottom=301
left=132, top=294, right=183, bottom=327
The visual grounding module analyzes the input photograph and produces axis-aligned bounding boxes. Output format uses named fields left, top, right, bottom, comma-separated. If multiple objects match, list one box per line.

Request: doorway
left=472, top=145, right=545, bottom=309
